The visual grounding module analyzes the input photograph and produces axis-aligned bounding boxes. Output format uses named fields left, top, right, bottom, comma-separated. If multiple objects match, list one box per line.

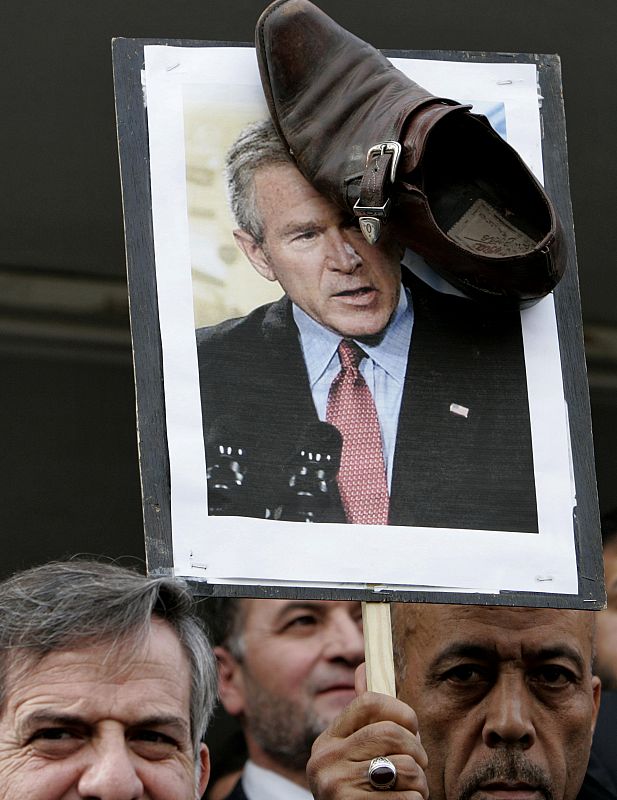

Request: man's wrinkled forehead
left=392, top=603, right=595, bottom=663
left=1, top=621, right=167, bottom=701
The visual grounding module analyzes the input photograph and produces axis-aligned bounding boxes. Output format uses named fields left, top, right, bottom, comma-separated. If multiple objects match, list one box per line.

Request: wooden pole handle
left=362, top=601, right=396, bottom=696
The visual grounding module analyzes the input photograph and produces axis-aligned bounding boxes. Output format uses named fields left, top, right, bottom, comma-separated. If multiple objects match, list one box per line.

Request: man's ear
left=196, top=743, right=211, bottom=799
left=215, top=645, right=247, bottom=717
left=233, top=229, right=277, bottom=282
left=590, top=675, right=602, bottom=734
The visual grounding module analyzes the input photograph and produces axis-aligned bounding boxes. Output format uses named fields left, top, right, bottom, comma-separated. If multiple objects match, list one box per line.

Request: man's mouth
left=477, top=782, right=545, bottom=800
left=332, top=286, right=379, bottom=305
left=334, top=286, right=374, bottom=297
left=317, top=682, right=355, bottom=693
left=314, top=681, right=357, bottom=702
left=459, top=753, right=553, bottom=800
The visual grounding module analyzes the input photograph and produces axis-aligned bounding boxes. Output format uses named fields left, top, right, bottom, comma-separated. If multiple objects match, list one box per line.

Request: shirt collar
left=242, top=760, right=313, bottom=800
left=292, top=285, right=412, bottom=387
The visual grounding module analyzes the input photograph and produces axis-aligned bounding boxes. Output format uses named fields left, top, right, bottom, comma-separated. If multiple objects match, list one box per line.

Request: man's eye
left=530, top=665, right=576, bottom=687
left=443, top=664, right=488, bottom=684
left=290, top=614, right=317, bottom=625
left=29, top=728, right=82, bottom=756
left=34, top=728, right=74, bottom=739
left=285, top=614, right=318, bottom=630
left=131, top=730, right=178, bottom=759
left=292, top=230, right=318, bottom=243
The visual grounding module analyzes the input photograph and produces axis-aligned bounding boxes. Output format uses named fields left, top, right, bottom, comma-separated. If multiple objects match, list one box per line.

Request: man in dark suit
left=197, top=120, right=537, bottom=532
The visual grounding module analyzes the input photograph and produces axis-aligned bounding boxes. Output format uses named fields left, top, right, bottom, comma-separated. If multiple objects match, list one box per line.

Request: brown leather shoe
left=255, top=0, right=564, bottom=307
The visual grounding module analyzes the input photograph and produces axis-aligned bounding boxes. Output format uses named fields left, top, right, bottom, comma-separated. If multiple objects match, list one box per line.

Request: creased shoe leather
left=255, top=0, right=564, bottom=308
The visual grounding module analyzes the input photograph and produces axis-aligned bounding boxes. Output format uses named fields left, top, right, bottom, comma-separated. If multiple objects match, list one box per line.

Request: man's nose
left=77, top=733, right=144, bottom=800
left=482, top=674, right=536, bottom=749
left=323, top=610, right=365, bottom=665
left=324, top=229, right=362, bottom=273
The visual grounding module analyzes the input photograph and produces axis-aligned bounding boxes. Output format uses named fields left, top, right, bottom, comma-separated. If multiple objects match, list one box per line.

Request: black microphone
left=205, top=416, right=263, bottom=517
left=278, top=421, right=346, bottom=523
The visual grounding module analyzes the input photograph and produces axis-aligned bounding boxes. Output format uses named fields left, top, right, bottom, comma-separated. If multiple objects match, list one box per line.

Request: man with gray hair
left=0, top=559, right=217, bottom=799
left=196, top=118, right=537, bottom=533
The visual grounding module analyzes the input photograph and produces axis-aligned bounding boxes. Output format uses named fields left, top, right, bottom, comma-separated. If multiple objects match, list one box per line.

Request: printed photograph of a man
left=133, top=42, right=578, bottom=591
left=196, top=119, right=537, bottom=533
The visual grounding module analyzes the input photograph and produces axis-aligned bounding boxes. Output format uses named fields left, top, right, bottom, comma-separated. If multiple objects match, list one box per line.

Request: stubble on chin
left=244, top=687, right=329, bottom=772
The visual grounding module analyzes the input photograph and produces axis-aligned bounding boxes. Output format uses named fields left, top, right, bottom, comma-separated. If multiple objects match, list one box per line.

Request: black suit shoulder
left=196, top=296, right=297, bottom=422
left=196, top=296, right=302, bottom=389
left=196, top=299, right=279, bottom=347
left=196, top=295, right=319, bottom=517
left=584, top=691, right=617, bottom=800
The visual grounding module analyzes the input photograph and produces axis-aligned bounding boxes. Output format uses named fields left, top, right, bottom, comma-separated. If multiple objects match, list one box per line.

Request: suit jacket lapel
left=260, top=296, right=321, bottom=454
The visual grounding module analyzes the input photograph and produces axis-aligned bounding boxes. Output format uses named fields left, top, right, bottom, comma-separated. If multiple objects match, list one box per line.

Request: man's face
left=394, top=605, right=600, bottom=800
left=0, top=619, right=209, bottom=800
left=217, top=600, right=363, bottom=774
left=595, top=539, right=617, bottom=690
left=235, top=164, right=403, bottom=338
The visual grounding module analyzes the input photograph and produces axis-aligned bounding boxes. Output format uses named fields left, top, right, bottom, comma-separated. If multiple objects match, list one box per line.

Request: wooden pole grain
left=362, top=601, right=396, bottom=696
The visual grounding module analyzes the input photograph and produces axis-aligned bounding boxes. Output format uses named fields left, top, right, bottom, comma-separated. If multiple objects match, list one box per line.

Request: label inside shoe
left=448, top=198, right=537, bottom=257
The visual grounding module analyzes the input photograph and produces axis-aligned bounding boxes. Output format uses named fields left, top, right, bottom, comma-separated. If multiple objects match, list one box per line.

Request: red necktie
left=326, top=340, right=390, bottom=524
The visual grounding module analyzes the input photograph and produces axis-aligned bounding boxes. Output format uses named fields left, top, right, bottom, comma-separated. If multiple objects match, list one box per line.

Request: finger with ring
left=368, top=756, right=397, bottom=790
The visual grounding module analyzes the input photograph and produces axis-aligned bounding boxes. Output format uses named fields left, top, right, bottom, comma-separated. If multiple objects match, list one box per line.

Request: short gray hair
left=225, top=118, right=293, bottom=243
left=0, top=560, right=217, bottom=759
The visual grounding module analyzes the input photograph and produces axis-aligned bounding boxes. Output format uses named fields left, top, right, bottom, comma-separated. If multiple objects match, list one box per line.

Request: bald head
left=391, top=603, right=599, bottom=800
left=392, top=604, right=595, bottom=683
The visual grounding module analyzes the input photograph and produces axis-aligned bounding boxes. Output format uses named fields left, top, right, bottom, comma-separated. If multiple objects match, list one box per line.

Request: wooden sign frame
left=113, top=38, right=604, bottom=608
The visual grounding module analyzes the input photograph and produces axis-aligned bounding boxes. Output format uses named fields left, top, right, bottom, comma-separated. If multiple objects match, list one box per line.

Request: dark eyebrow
left=529, top=645, right=586, bottom=671
left=429, top=643, right=496, bottom=671
left=273, top=601, right=323, bottom=622
left=277, top=601, right=321, bottom=613
left=429, top=642, right=586, bottom=673
left=129, top=715, right=190, bottom=733
left=19, top=711, right=88, bottom=736
left=278, top=220, right=323, bottom=237
left=20, top=711, right=189, bottom=737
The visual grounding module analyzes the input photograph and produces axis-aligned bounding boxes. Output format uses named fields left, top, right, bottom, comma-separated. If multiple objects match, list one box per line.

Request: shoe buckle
left=353, top=141, right=402, bottom=244
left=365, top=141, right=402, bottom=184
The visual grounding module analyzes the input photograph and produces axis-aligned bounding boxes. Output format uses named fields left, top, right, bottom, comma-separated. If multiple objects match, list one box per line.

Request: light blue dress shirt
left=292, top=287, right=413, bottom=490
